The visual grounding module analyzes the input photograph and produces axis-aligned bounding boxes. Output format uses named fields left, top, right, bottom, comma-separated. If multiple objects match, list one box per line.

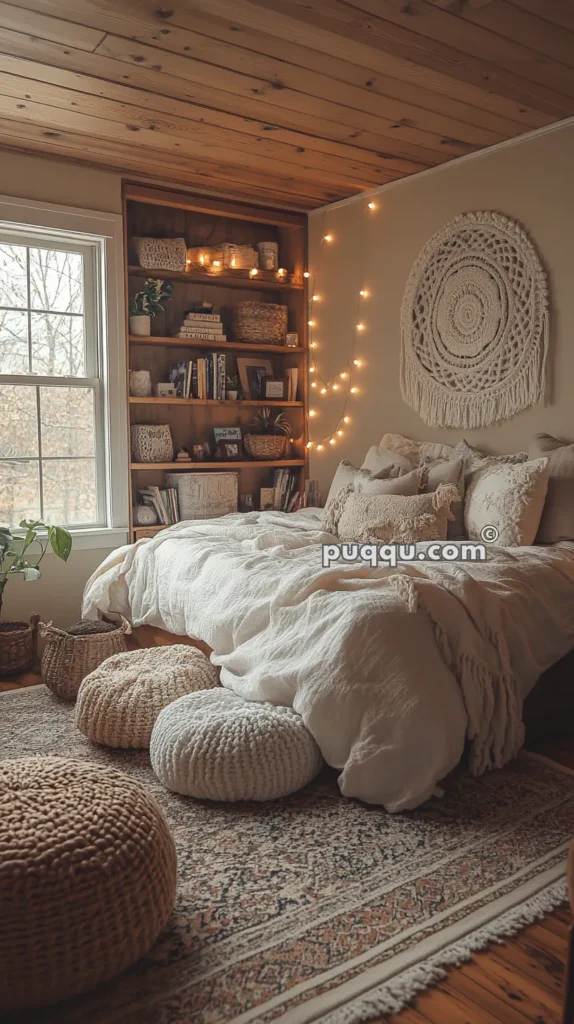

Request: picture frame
left=216, top=440, right=243, bottom=461
left=263, top=376, right=287, bottom=400
left=237, top=357, right=273, bottom=400
left=213, top=426, right=242, bottom=444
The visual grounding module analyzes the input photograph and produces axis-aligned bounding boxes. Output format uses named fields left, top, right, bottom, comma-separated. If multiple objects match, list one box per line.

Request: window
left=0, top=232, right=106, bottom=529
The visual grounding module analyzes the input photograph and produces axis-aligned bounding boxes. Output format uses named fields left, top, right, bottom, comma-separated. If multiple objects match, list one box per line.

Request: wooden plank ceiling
left=0, top=0, right=572, bottom=210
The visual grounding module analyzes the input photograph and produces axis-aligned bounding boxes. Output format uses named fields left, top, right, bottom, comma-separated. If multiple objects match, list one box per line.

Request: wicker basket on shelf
left=244, top=434, right=287, bottom=460
left=0, top=615, right=39, bottom=676
left=132, top=237, right=187, bottom=272
left=40, top=617, right=131, bottom=701
left=233, top=302, right=288, bottom=345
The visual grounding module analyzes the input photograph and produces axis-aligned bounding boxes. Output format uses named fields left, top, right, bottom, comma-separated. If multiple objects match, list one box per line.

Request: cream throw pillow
left=380, top=433, right=455, bottom=465
left=337, top=484, right=460, bottom=544
left=464, top=457, right=550, bottom=546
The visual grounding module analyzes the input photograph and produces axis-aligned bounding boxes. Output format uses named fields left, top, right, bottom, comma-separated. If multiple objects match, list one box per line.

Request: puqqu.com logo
left=480, top=525, right=499, bottom=543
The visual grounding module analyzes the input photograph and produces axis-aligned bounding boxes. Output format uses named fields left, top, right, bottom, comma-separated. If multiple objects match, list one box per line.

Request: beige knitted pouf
left=150, top=689, right=324, bottom=801
left=75, top=644, right=219, bottom=749
left=0, top=756, right=177, bottom=1012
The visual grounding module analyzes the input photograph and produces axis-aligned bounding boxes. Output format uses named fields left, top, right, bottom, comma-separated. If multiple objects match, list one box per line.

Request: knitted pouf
left=0, top=756, right=177, bottom=1012
left=75, top=644, right=219, bottom=749
left=150, top=689, right=324, bottom=801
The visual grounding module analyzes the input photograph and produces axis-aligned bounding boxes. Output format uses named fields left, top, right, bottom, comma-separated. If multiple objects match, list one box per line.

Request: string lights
left=305, top=201, right=377, bottom=450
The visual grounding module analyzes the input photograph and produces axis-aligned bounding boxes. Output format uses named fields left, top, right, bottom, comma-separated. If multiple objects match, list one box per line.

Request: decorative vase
left=226, top=390, right=238, bottom=401
left=129, top=314, right=151, bottom=336
left=130, top=424, right=174, bottom=463
left=257, top=241, right=279, bottom=270
left=133, top=504, right=158, bottom=526
left=129, top=370, right=152, bottom=397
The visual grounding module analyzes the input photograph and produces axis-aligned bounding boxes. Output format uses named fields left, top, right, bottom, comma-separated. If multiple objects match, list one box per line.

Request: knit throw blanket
left=400, top=211, right=549, bottom=428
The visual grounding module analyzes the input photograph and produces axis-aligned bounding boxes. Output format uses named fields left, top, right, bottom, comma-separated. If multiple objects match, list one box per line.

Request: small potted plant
left=226, top=374, right=240, bottom=401
left=0, top=520, right=72, bottom=675
left=244, top=407, right=291, bottom=460
left=129, top=278, right=173, bottom=336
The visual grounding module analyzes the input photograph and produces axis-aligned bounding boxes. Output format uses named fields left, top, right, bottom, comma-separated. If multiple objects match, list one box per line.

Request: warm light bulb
left=250, top=268, right=258, bottom=277
left=340, top=371, right=348, bottom=379
left=310, top=342, right=316, bottom=349
left=323, top=234, right=333, bottom=242
left=329, top=438, right=336, bottom=445
left=231, top=257, right=236, bottom=267
left=308, top=319, right=315, bottom=327
left=311, top=381, right=317, bottom=388
left=356, top=323, right=365, bottom=331
left=353, top=358, right=362, bottom=367
left=303, top=271, right=310, bottom=278
left=320, top=387, right=327, bottom=394
left=277, top=268, right=286, bottom=277
left=309, top=409, right=317, bottom=417
left=332, top=383, right=339, bottom=390
left=306, top=441, right=313, bottom=449
left=309, top=366, right=315, bottom=373
left=316, top=444, right=324, bottom=451
left=343, top=416, right=350, bottom=424
left=213, top=260, right=221, bottom=268
left=312, top=294, right=320, bottom=302
left=359, top=289, right=368, bottom=298
left=199, top=255, right=205, bottom=265
left=186, top=258, right=191, bottom=266
left=337, top=430, right=344, bottom=436
left=350, top=386, right=358, bottom=394
left=367, top=201, right=376, bottom=210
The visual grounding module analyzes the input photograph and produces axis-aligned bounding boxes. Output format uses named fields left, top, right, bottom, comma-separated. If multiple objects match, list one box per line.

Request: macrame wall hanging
left=400, top=211, right=549, bottom=428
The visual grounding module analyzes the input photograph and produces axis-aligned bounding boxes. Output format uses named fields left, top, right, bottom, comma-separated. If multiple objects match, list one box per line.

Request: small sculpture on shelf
left=175, top=446, right=192, bottom=463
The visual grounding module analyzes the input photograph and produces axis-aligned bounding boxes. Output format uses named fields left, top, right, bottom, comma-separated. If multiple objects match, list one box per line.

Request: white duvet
left=83, top=510, right=574, bottom=811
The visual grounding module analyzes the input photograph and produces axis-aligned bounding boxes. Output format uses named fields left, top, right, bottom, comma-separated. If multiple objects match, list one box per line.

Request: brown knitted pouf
left=75, top=645, right=219, bottom=749
left=0, top=756, right=177, bottom=1012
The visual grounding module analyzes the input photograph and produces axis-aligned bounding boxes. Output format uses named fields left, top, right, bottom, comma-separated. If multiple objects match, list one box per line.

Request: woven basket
left=40, top=617, right=131, bottom=701
left=0, top=615, right=39, bottom=676
left=222, top=243, right=257, bottom=270
left=233, top=302, right=288, bottom=345
left=244, top=434, right=287, bottom=460
left=132, top=236, right=187, bottom=272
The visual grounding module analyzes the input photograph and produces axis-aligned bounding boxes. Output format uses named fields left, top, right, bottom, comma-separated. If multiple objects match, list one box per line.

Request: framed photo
left=213, top=426, right=242, bottom=444
left=216, top=440, right=243, bottom=461
left=237, top=357, right=273, bottom=400
left=264, top=376, right=287, bottom=400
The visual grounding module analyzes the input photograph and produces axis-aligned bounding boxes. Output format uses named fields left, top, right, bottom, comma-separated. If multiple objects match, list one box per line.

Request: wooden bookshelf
left=124, top=184, right=308, bottom=540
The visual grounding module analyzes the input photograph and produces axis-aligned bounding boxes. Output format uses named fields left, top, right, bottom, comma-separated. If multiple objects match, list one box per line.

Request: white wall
left=308, top=121, right=574, bottom=498
left=0, top=151, right=124, bottom=626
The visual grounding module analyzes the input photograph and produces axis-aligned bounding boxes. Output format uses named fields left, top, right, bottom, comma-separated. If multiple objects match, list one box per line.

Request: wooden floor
left=1, top=670, right=571, bottom=1023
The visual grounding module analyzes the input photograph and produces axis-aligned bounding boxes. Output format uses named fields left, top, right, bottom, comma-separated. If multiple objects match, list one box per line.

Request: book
left=183, top=313, right=221, bottom=322
left=177, top=331, right=227, bottom=342
left=286, top=367, right=298, bottom=401
left=181, top=322, right=223, bottom=333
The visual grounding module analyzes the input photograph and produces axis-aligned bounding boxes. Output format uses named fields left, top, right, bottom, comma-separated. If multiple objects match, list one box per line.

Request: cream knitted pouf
left=0, top=756, right=177, bottom=1012
left=150, top=689, right=324, bottom=801
left=75, top=644, right=219, bottom=749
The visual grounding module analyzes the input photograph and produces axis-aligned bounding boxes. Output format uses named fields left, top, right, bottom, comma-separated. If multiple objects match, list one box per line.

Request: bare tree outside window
left=0, top=239, right=101, bottom=528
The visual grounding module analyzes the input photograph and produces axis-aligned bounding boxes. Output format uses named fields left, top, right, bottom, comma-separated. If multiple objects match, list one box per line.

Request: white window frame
left=0, top=195, right=128, bottom=550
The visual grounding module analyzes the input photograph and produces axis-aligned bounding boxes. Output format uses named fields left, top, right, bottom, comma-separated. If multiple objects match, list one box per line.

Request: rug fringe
left=320, top=878, right=567, bottom=1024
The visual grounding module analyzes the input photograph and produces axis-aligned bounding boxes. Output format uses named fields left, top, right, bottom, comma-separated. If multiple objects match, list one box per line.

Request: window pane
left=31, top=312, right=85, bottom=376
left=0, top=242, right=28, bottom=309
left=0, top=460, right=41, bottom=527
left=30, top=248, right=84, bottom=314
left=40, top=387, right=95, bottom=457
left=0, top=385, right=38, bottom=457
left=42, top=458, right=97, bottom=524
left=0, top=309, right=29, bottom=374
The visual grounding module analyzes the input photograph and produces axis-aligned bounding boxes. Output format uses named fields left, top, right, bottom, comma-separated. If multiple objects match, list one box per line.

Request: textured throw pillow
left=325, top=460, right=363, bottom=505
left=321, top=470, right=422, bottom=535
left=529, top=433, right=574, bottom=543
left=337, top=484, right=460, bottom=544
left=421, top=457, right=465, bottom=540
left=326, top=454, right=407, bottom=505
left=464, top=457, right=550, bottom=546
left=454, top=439, right=529, bottom=486
left=380, top=433, right=455, bottom=465
left=361, top=445, right=412, bottom=476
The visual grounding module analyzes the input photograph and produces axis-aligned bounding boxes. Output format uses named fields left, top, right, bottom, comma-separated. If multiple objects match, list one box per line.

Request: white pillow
left=464, top=457, right=550, bottom=546
left=380, top=433, right=455, bottom=466
left=361, top=445, right=412, bottom=476
left=325, top=460, right=364, bottom=505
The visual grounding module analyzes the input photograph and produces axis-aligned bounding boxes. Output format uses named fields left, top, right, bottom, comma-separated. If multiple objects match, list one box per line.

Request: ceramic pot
left=129, top=370, right=152, bottom=397
left=226, top=390, right=238, bottom=401
left=129, top=314, right=151, bottom=336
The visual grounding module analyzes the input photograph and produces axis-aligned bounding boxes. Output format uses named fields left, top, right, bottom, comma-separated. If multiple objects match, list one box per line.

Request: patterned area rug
left=1, top=686, right=571, bottom=1024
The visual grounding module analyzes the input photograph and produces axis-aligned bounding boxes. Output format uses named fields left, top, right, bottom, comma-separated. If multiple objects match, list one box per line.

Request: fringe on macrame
left=319, top=877, right=566, bottom=1024
left=400, top=320, right=548, bottom=429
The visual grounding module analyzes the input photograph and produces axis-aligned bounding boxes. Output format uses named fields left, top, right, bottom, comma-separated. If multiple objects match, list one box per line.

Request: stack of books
left=139, top=485, right=180, bottom=525
left=272, top=468, right=305, bottom=512
left=170, top=353, right=227, bottom=400
left=177, top=311, right=226, bottom=342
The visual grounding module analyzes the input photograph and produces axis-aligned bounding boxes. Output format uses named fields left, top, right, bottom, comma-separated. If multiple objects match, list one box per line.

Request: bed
left=82, top=507, right=574, bottom=812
